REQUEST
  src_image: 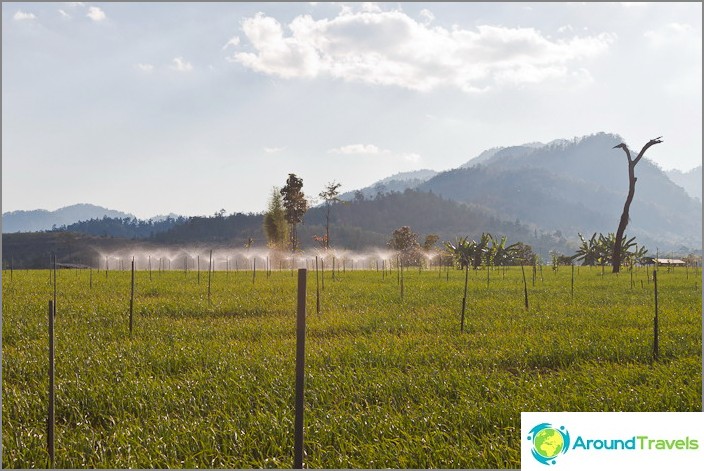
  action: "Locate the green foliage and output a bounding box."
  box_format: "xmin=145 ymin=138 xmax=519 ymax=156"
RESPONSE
xmin=280 ymin=174 xmax=308 ymax=251
xmin=388 ymin=226 xmax=422 ymax=265
xmin=319 ymin=181 xmax=343 ymax=249
xmin=575 ymin=233 xmax=647 ymax=267
xmin=2 ymin=267 xmax=701 ymax=468
xmin=263 ymin=187 xmax=288 ymax=250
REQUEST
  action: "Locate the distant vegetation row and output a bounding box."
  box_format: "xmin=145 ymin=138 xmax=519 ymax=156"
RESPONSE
xmin=4 ymin=189 xmax=573 ymax=269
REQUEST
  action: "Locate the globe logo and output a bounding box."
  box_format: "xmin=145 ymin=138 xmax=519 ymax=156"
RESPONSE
xmin=527 ymin=423 xmax=571 ymax=465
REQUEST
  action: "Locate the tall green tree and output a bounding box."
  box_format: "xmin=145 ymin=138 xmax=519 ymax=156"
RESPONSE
xmin=611 ymin=137 xmax=662 ymax=273
xmin=263 ymin=187 xmax=288 ymax=250
xmin=388 ymin=226 xmax=422 ymax=266
xmin=280 ymin=174 xmax=308 ymax=251
xmin=318 ymin=181 xmax=342 ymax=250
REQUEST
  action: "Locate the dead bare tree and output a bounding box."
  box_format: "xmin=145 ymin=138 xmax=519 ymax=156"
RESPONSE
xmin=611 ymin=136 xmax=663 ymax=273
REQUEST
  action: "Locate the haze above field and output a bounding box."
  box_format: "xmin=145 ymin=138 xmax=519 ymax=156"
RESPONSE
xmin=2 ymin=2 xmax=701 ymax=219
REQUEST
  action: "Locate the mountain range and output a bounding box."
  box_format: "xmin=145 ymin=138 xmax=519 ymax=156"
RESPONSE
xmin=2 ymin=132 xmax=701 ymax=256
xmin=2 ymin=204 xmax=135 ymax=233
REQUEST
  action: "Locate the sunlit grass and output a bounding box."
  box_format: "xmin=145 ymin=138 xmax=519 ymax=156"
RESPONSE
xmin=2 ymin=265 xmax=701 ymax=468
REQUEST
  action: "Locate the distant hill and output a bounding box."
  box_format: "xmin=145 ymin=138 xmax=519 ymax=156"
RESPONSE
xmin=418 ymin=132 xmax=701 ymax=250
xmin=3 ymin=190 xmax=574 ymax=268
xmin=2 ymin=204 xmax=134 ymax=233
xmin=666 ymin=166 xmax=702 ymax=201
xmin=338 ymin=169 xmax=438 ymax=201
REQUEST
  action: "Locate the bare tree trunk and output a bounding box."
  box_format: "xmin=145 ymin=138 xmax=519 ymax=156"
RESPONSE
xmin=613 ymin=161 xmax=637 ymax=273
xmin=612 ymin=137 xmax=662 ymax=273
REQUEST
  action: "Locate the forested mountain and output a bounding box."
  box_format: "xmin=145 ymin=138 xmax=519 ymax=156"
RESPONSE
xmin=3 ymin=190 xmax=572 ymax=268
xmin=4 ymin=132 xmax=700 ymax=269
xmin=337 ymin=169 xmax=438 ymax=201
xmin=2 ymin=204 xmax=134 ymax=233
xmin=666 ymin=166 xmax=702 ymax=201
xmin=418 ymin=132 xmax=701 ymax=250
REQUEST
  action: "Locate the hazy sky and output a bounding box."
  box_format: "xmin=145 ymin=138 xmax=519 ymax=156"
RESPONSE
xmin=2 ymin=2 xmax=701 ymax=218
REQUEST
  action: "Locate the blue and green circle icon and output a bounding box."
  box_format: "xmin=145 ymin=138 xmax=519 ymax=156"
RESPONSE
xmin=527 ymin=423 xmax=570 ymax=465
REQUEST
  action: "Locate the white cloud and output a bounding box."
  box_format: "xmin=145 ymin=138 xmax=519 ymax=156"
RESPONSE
xmin=644 ymin=22 xmax=698 ymax=48
xmin=264 ymin=146 xmax=286 ymax=153
xmin=222 ymin=36 xmax=241 ymax=50
xmin=419 ymin=9 xmax=434 ymax=25
xmin=65 ymin=2 xmax=85 ymax=6
xmin=171 ymin=57 xmax=193 ymax=72
xmin=86 ymin=6 xmax=106 ymax=22
xmin=14 ymin=11 xmax=37 ymax=21
xmin=328 ymin=144 xmax=421 ymax=162
xmin=329 ymin=144 xmax=390 ymax=155
xmin=230 ymin=7 xmax=615 ymax=92
xmin=136 ymin=63 xmax=154 ymax=72
xmin=58 ymin=9 xmax=71 ymax=19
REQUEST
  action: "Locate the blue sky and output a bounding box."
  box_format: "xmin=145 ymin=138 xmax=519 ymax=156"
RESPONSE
xmin=2 ymin=2 xmax=701 ymax=218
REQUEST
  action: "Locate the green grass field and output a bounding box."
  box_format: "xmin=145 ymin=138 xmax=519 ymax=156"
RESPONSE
xmin=2 ymin=264 xmax=701 ymax=468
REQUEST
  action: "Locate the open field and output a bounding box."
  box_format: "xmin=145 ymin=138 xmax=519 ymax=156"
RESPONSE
xmin=2 ymin=265 xmax=701 ymax=468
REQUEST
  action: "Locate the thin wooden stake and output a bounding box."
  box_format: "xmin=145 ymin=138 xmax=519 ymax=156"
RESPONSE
xmin=315 ymin=256 xmax=320 ymax=314
xmin=48 ymin=300 xmax=55 ymax=468
xmin=129 ymin=258 xmax=135 ymax=336
xmin=653 ymin=270 xmax=659 ymax=361
xmin=521 ymin=265 xmax=529 ymax=311
xmin=208 ymin=250 xmax=213 ymax=305
xmin=571 ymin=264 xmax=574 ymax=301
xmin=53 ymin=253 xmax=57 ymax=319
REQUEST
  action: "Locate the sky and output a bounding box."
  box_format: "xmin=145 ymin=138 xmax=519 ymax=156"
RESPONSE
xmin=2 ymin=2 xmax=702 ymax=219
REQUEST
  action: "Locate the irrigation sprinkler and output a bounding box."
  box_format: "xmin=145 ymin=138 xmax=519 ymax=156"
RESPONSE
xmin=129 ymin=258 xmax=135 ymax=336
xmin=253 ymin=258 xmax=257 ymax=284
xmin=332 ymin=257 xmax=336 ymax=281
xmin=197 ymin=255 xmax=201 ymax=285
xmin=382 ymin=259 xmax=385 ymax=281
xmin=294 ymin=268 xmax=307 ymax=469
xmin=10 ymin=257 xmax=13 ymax=281
xmin=532 ymin=263 xmax=536 ymax=287
xmin=47 ymin=300 xmax=55 ymax=468
xmin=149 ymin=256 xmax=152 ymax=281
xmin=653 ymin=270 xmax=659 ymax=361
xmin=89 ymin=268 xmax=93 ymax=289
xmin=521 ymin=265 xmax=529 ymax=311
xmin=105 ymin=256 xmax=109 ymax=279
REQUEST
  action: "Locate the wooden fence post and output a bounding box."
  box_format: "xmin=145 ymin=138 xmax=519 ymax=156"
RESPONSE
xmin=294 ymin=269 xmax=307 ymax=468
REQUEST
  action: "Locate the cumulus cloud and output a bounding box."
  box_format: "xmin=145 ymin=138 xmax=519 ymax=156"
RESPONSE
xmin=136 ymin=63 xmax=155 ymax=72
xmin=222 ymin=36 xmax=241 ymax=50
xmin=264 ymin=146 xmax=286 ymax=153
xmin=58 ymin=9 xmax=71 ymax=19
xmin=229 ymin=7 xmax=615 ymax=92
xmin=14 ymin=11 xmax=37 ymax=21
xmin=86 ymin=6 xmax=106 ymax=22
xmin=171 ymin=57 xmax=193 ymax=72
